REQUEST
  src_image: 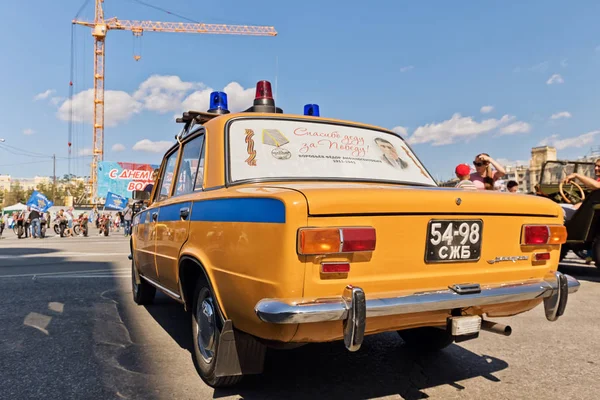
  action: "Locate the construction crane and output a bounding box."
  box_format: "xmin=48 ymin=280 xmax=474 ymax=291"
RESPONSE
xmin=72 ymin=0 xmax=277 ymax=204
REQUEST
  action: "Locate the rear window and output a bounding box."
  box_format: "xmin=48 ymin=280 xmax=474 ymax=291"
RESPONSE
xmin=227 ymin=118 xmax=435 ymax=186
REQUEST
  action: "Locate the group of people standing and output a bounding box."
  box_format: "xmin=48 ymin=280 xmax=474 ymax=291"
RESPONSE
xmin=454 ymin=153 xmax=512 ymax=191
xmin=0 ymin=207 xmax=51 ymax=239
xmin=0 ymin=203 xmax=135 ymax=239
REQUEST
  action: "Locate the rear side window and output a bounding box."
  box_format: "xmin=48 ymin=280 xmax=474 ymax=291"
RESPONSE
xmin=175 ymin=134 xmax=205 ymax=196
xmin=157 ymin=150 xmax=179 ymax=201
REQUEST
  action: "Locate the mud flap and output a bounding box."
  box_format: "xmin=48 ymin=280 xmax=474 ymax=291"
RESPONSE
xmin=214 ymin=320 xmax=267 ymax=377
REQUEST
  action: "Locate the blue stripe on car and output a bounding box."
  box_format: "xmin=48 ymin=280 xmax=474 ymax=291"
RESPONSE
xmin=157 ymin=202 xmax=192 ymax=222
xmin=191 ymin=198 xmax=285 ymax=223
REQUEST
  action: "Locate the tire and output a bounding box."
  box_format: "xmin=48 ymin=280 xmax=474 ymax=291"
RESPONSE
xmin=54 ymin=224 xmax=60 ymax=235
xmin=398 ymin=327 xmax=454 ymax=352
xmin=592 ymin=236 xmax=600 ymax=265
xmin=131 ymin=257 xmax=155 ymax=305
xmin=191 ymin=280 xmax=242 ymax=387
xmin=560 ymin=246 xmax=569 ymax=262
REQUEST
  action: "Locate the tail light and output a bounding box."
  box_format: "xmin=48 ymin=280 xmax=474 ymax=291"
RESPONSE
xmin=321 ymin=262 xmax=351 ymax=273
xmin=521 ymin=225 xmax=567 ymax=245
xmin=534 ymin=252 xmax=551 ymax=261
xmin=298 ymin=227 xmax=376 ymax=255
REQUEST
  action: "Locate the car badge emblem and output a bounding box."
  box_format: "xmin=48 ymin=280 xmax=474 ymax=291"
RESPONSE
xmin=487 ymin=256 xmax=529 ymax=264
xmin=455 ymin=198 xmax=462 ymax=206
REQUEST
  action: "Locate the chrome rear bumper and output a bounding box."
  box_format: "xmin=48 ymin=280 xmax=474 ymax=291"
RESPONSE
xmin=254 ymin=272 xmax=580 ymax=351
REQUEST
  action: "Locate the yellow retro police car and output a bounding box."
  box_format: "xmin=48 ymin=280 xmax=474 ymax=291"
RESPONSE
xmin=130 ymin=80 xmax=580 ymax=387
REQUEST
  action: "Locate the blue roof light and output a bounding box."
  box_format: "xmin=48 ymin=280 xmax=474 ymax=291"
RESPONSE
xmin=304 ymin=104 xmax=320 ymax=117
xmin=208 ymin=91 xmax=230 ymax=114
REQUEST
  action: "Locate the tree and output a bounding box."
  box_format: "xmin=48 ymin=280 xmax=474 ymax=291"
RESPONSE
xmin=3 ymin=181 xmax=27 ymax=205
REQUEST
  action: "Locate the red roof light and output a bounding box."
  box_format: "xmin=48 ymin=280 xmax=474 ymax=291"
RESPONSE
xmin=255 ymin=80 xmax=273 ymax=100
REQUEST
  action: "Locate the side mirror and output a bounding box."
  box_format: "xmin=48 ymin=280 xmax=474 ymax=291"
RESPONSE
xmin=132 ymin=190 xmax=150 ymax=201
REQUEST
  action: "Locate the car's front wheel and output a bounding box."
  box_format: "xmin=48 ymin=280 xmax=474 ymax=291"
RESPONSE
xmin=398 ymin=327 xmax=454 ymax=351
xmin=192 ymin=280 xmax=242 ymax=387
xmin=131 ymin=257 xmax=155 ymax=305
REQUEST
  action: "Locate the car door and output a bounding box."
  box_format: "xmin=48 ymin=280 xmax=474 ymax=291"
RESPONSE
xmin=137 ymin=148 xmax=180 ymax=282
xmin=155 ymin=131 xmax=206 ymax=292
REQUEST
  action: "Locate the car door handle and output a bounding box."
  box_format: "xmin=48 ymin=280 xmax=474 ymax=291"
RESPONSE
xmin=152 ymin=212 xmax=158 ymax=222
xmin=180 ymin=207 xmax=190 ymax=220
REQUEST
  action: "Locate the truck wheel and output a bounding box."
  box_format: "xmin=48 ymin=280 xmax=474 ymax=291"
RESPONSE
xmin=398 ymin=327 xmax=454 ymax=351
xmin=192 ymin=280 xmax=242 ymax=387
xmin=131 ymin=257 xmax=155 ymax=305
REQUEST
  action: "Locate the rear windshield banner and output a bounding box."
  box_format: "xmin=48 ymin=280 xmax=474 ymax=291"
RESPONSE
xmin=228 ymin=119 xmax=435 ymax=185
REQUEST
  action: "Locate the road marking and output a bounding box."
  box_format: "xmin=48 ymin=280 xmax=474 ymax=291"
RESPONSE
xmin=0 ymin=252 xmax=129 ymax=259
xmin=37 ymin=275 xmax=131 ymax=279
xmin=0 ymin=268 xmax=129 ymax=278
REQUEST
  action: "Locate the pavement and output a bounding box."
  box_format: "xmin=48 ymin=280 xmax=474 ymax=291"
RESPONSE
xmin=0 ymin=233 xmax=599 ymax=400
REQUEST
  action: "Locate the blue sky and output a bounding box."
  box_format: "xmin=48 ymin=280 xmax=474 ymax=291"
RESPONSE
xmin=0 ymin=0 xmax=599 ymax=181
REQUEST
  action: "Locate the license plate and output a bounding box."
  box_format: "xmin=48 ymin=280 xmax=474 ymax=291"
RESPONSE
xmin=425 ymin=219 xmax=483 ymax=263
xmin=449 ymin=316 xmax=482 ymax=336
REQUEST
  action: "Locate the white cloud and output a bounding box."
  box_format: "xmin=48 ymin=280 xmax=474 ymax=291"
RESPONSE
xmin=34 ymin=89 xmax=55 ymax=101
xmin=550 ymin=111 xmax=572 ymax=120
xmin=546 ymin=74 xmax=564 ymax=85
xmin=538 ymin=130 xmax=600 ymax=150
xmin=134 ymin=75 xmax=203 ymax=113
xmin=529 ymin=61 xmax=549 ymax=72
xmin=499 ymin=121 xmax=532 ymax=135
xmin=111 ymin=143 xmax=125 ymax=152
xmin=56 ymin=76 xmax=258 ymax=127
xmin=182 ymin=81 xmax=255 ymax=113
xmin=391 ymin=126 xmax=408 ymax=136
xmin=480 ymin=105 xmax=494 ymax=114
xmin=57 ymin=89 xmax=142 ymax=127
xmin=23 ymin=128 xmax=34 ymax=135
xmin=78 ymin=148 xmax=93 ymax=156
xmin=50 ymin=97 xmax=64 ymax=106
xmin=400 ymin=65 xmax=414 ymax=73
xmin=132 ymin=139 xmax=173 ymax=153
xmin=407 ymin=113 xmax=516 ymax=146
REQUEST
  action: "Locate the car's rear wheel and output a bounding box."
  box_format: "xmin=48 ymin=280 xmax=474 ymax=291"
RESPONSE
xmin=398 ymin=327 xmax=454 ymax=351
xmin=192 ymin=280 xmax=242 ymax=387
xmin=131 ymin=257 xmax=155 ymax=305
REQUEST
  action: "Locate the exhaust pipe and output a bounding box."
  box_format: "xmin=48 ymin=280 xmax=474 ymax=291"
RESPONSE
xmin=481 ymin=320 xmax=512 ymax=336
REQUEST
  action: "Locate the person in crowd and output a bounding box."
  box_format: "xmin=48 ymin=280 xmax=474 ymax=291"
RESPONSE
xmin=0 ymin=212 xmax=5 ymax=238
xmin=563 ymin=158 xmax=600 ymax=192
xmin=454 ymin=163 xmax=477 ymax=190
xmin=562 ymin=158 xmax=600 ymax=264
xmin=507 ymin=180 xmax=519 ymax=193
xmin=470 ymin=153 xmax=506 ymax=190
xmin=27 ymin=206 xmax=41 ymax=238
xmin=23 ymin=208 xmax=31 ymax=238
xmin=123 ymin=203 xmax=133 ymax=236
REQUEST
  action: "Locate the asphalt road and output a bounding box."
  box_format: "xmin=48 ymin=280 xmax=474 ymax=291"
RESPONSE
xmin=0 ymin=233 xmax=599 ymax=400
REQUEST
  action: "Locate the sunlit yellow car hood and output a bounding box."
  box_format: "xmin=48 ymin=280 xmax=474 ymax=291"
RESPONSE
xmin=262 ymin=182 xmax=562 ymax=217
